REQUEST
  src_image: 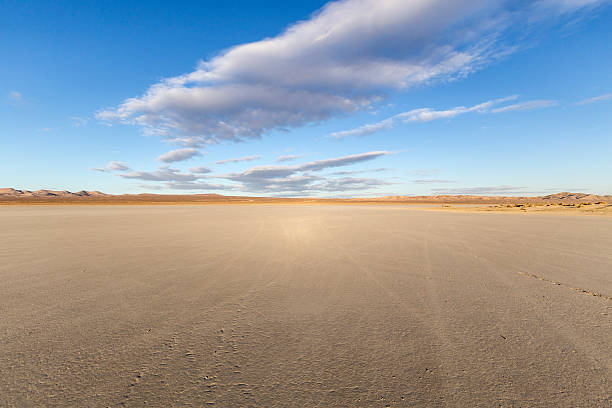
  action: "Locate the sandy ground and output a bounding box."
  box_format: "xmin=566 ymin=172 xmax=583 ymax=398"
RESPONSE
xmin=1 ymin=205 xmax=610 ymax=407
xmin=435 ymin=203 xmax=612 ymax=217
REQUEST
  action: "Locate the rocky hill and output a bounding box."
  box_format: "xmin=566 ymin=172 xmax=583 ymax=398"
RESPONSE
xmin=368 ymin=192 xmax=611 ymax=204
xmin=0 ymin=188 xmax=108 ymax=197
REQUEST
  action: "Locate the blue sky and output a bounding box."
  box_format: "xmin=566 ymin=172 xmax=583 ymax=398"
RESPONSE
xmin=1 ymin=0 xmax=611 ymax=196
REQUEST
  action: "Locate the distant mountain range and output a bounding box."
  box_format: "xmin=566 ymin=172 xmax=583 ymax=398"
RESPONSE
xmin=1 ymin=188 xmax=610 ymax=204
xmin=368 ymin=192 xmax=612 ymax=203
xmin=0 ymin=188 xmax=109 ymax=197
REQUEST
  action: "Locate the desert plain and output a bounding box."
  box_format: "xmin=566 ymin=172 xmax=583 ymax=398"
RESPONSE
xmin=1 ymin=203 xmax=610 ymax=407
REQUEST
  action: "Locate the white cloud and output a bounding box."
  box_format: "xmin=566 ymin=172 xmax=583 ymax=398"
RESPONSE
xmin=535 ymin=0 xmax=610 ymax=13
xmin=9 ymin=91 xmax=22 ymax=101
xmin=97 ymin=0 xmax=607 ymax=145
xmin=120 ymin=166 xmax=199 ymax=181
xmin=329 ymin=168 xmax=388 ymax=176
xmin=162 ymin=181 xmax=233 ymax=191
xmin=218 ymin=151 xmax=390 ymax=193
xmin=90 ymin=161 xmax=131 ymax=173
xmin=398 ymin=96 xmax=518 ymax=122
xmin=7 ymin=91 xmax=25 ymax=106
xmin=297 ymin=151 xmax=389 ymax=171
xmin=331 ymin=118 xmax=394 ymax=139
xmin=411 ymin=169 xmax=440 ymax=177
xmin=215 ymin=155 xmax=261 ymax=165
xmin=576 ymin=93 xmax=612 ymax=105
xmin=491 ymin=100 xmax=558 ymax=113
xmin=119 ymin=151 xmax=392 ymax=195
xmin=189 ymin=166 xmax=212 ymax=174
xmin=70 ymin=116 xmax=89 ymax=127
xmin=413 ymin=179 xmax=456 ymax=184
xmin=157 ymin=148 xmax=201 ymax=163
xmin=276 ymin=155 xmax=300 ymax=162
xmin=330 ymin=95 xmax=519 ymax=138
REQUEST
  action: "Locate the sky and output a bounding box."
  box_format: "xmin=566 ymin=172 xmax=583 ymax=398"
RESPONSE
xmin=1 ymin=0 xmax=611 ymax=197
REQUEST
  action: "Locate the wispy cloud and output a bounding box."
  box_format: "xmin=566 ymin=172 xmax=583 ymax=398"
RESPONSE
xmin=399 ymin=96 xmax=519 ymax=122
xmin=117 ymin=151 xmax=391 ymax=195
xmin=330 ymin=95 xmax=525 ymax=138
xmin=9 ymin=90 xmax=23 ymax=100
xmin=413 ymin=179 xmax=455 ymax=184
xmin=410 ymin=169 xmax=440 ymax=177
xmin=96 ymin=0 xmax=605 ymax=146
xmin=329 ymin=168 xmax=389 ymax=176
xmin=70 ymin=116 xmax=89 ymax=127
xmin=123 ymin=151 xmax=391 ymax=195
xmin=331 ymin=118 xmax=394 ymax=139
xmin=215 ymin=155 xmax=260 ymax=165
xmin=276 ymin=155 xmax=301 ymax=162
xmin=491 ymin=100 xmax=558 ymax=113
xmin=120 ymin=166 xmax=198 ymax=181
xmin=7 ymin=91 xmax=25 ymax=106
xmin=576 ymin=93 xmax=612 ymax=105
xmin=189 ymin=166 xmax=212 ymax=174
xmin=162 ymin=181 xmax=233 ymax=191
xmin=534 ymin=0 xmax=611 ymax=14
xmin=296 ymin=151 xmax=389 ymax=172
xmin=157 ymin=148 xmax=201 ymax=163
xmin=217 ymin=151 xmax=390 ymax=194
xmin=90 ymin=161 xmax=131 ymax=173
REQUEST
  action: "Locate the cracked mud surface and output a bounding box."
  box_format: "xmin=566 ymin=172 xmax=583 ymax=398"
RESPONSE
xmin=1 ymin=205 xmax=610 ymax=407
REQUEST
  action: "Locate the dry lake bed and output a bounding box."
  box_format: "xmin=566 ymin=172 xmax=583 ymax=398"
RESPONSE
xmin=1 ymin=205 xmax=610 ymax=407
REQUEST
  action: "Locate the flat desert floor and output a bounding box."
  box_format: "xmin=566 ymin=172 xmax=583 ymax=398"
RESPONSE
xmin=1 ymin=205 xmax=610 ymax=407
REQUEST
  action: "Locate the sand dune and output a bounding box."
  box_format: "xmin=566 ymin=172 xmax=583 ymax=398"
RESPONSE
xmin=1 ymin=205 xmax=610 ymax=407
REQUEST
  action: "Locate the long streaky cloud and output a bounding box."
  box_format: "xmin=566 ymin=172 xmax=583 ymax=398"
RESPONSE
xmin=163 ymin=151 xmax=392 ymax=194
xmin=189 ymin=166 xmax=212 ymax=174
xmin=7 ymin=90 xmax=24 ymax=105
xmin=222 ymin=151 xmax=389 ymax=181
xmin=413 ymin=179 xmax=456 ymax=184
xmin=157 ymin=148 xmax=201 ymax=163
xmin=276 ymin=155 xmax=300 ymax=162
xmin=331 ymin=119 xmax=394 ymax=139
xmin=215 ymin=155 xmax=261 ymax=165
xmin=298 ymin=151 xmax=389 ymax=172
xmin=398 ymin=96 xmax=519 ymax=122
xmin=330 ymin=95 xmax=522 ymax=138
xmin=217 ymin=151 xmax=390 ymax=194
xmin=491 ymin=100 xmax=558 ymax=113
xmin=117 ymin=151 xmax=391 ymax=195
xmin=120 ymin=166 xmax=198 ymax=181
xmin=90 ymin=161 xmax=131 ymax=173
xmin=576 ymin=93 xmax=612 ymax=105
xmin=96 ymin=0 xmax=607 ymax=146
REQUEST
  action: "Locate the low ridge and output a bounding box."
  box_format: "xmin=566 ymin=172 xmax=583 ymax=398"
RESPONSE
xmin=1 ymin=188 xmax=610 ymax=204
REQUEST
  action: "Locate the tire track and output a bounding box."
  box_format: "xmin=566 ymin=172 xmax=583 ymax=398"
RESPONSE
xmin=516 ymin=271 xmax=611 ymax=301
